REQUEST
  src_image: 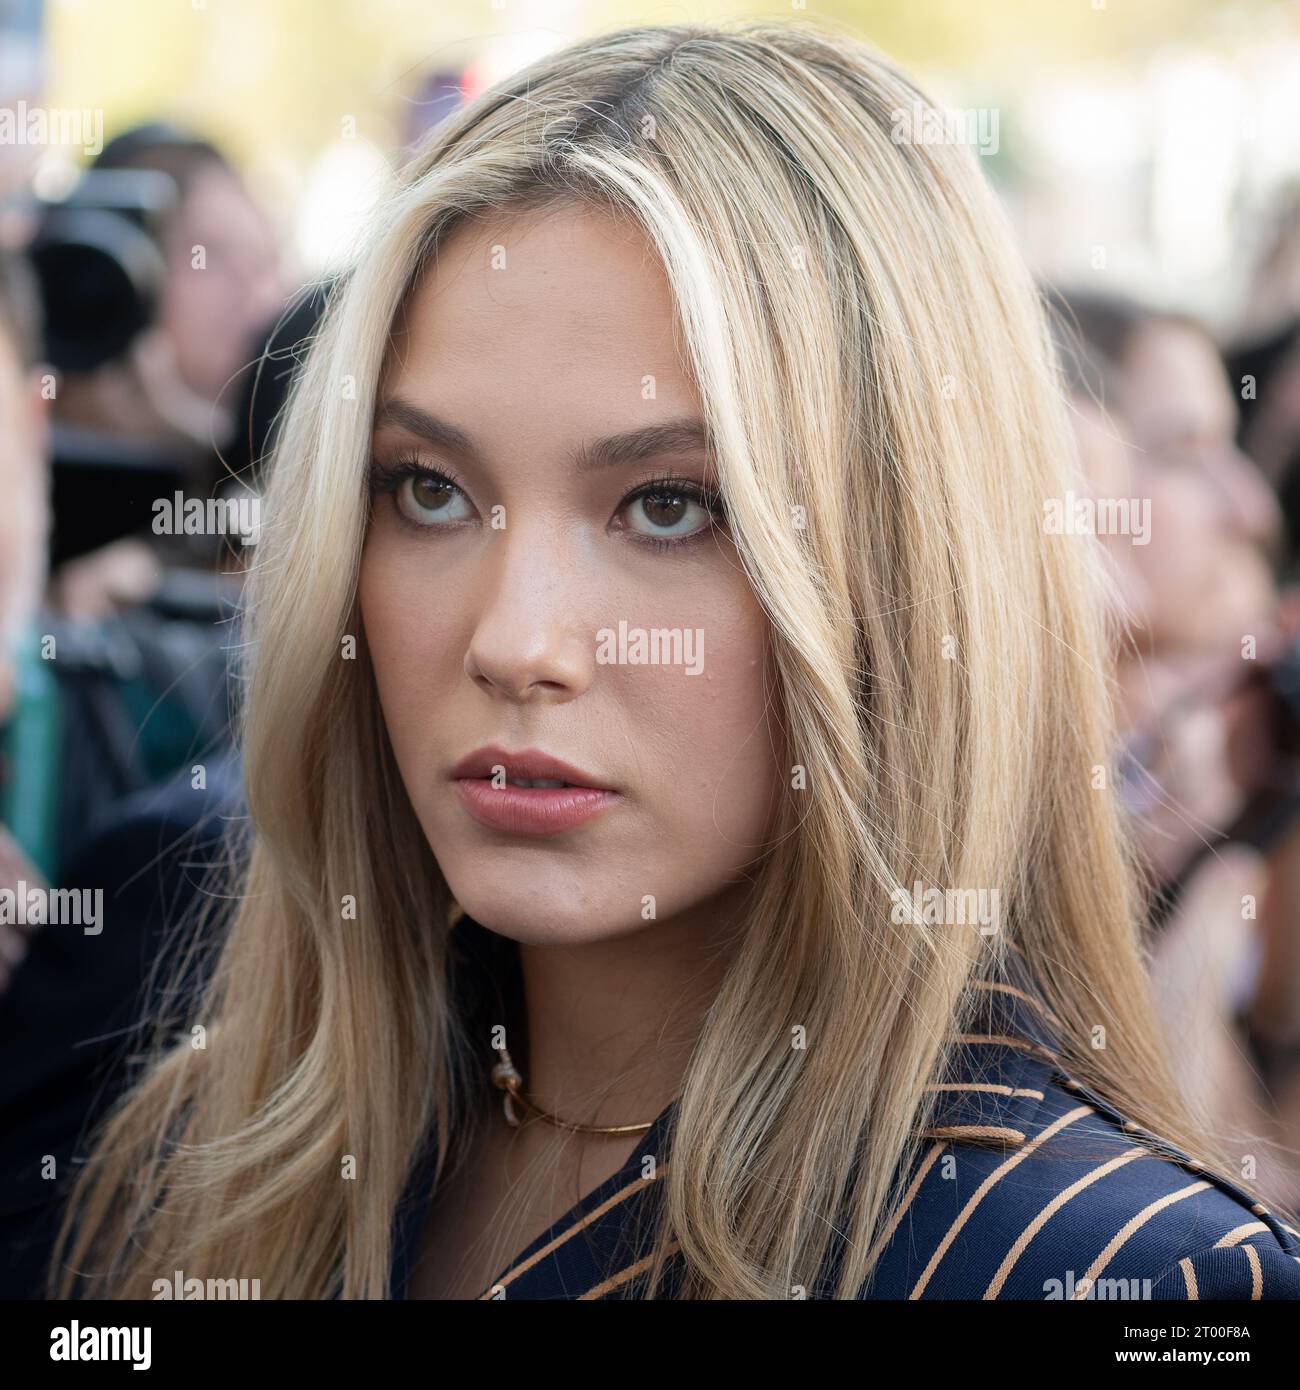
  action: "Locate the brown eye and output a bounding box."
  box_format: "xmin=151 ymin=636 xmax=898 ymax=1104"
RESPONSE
xmin=396 ymin=473 xmax=473 ymax=526
xmin=622 ymin=487 xmax=711 ymax=539
xmin=413 ymin=477 xmax=453 ymax=510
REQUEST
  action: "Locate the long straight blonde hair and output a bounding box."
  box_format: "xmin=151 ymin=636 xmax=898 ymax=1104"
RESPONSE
xmin=52 ymin=19 xmax=1254 ymax=1300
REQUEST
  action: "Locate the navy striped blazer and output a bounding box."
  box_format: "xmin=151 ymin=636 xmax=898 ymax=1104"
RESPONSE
xmin=390 ymin=960 xmax=1300 ymax=1300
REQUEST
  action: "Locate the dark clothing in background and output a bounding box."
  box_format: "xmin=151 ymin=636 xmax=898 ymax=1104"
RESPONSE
xmin=0 ymin=596 xmax=238 ymax=886
xmin=0 ymin=758 xmax=241 ymax=1297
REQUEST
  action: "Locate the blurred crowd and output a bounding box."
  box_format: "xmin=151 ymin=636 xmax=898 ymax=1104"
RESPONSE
xmin=1054 ymin=247 xmax=1300 ymax=1205
xmin=0 ymin=116 xmax=321 ymax=1293
xmin=3 ymin=66 xmax=1300 ymax=1293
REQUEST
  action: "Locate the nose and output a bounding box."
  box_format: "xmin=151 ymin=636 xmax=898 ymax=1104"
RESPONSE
xmin=1211 ymin=444 xmax=1282 ymax=550
xmin=463 ymin=522 xmax=594 ymax=704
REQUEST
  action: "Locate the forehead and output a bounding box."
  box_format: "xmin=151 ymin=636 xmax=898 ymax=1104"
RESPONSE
xmin=1123 ymin=322 xmax=1228 ymax=410
xmin=382 ymin=203 xmax=702 ymax=427
xmin=176 ymin=167 xmax=257 ymax=230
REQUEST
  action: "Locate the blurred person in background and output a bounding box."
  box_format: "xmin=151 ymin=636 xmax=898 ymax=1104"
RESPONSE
xmin=40 ymin=123 xmax=286 ymax=621
xmin=1060 ymin=293 xmax=1284 ymax=875
xmin=57 ymin=122 xmax=284 ymax=469
xmin=0 ymin=247 xmax=53 ymax=994
xmin=0 ymin=244 xmax=243 ymax=1295
xmin=0 ymin=247 xmax=50 ymax=728
xmin=0 ymin=243 xmax=238 ymax=916
xmin=0 ymin=265 xmax=331 ymax=1297
xmin=1229 ymin=187 xmax=1300 ymax=595
xmin=1066 ymin=295 xmax=1281 ymax=663
xmin=1056 ymin=288 xmax=1300 ymax=1205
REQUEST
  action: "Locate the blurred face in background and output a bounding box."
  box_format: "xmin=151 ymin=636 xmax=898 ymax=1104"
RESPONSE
xmin=1069 ymin=396 xmax=1149 ymax=637
xmin=160 ymin=164 xmax=284 ymax=404
xmin=1117 ymin=319 xmax=1281 ymax=654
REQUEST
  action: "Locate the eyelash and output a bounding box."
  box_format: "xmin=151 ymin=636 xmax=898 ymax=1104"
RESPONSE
xmin=367 ymin=454 xmax=728 ymax=551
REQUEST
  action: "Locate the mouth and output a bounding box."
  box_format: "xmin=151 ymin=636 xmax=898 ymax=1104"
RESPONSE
xmin=449 ymin=745 xmax=614 ymax=790
xmin=449 ymin=745 xmax=621 ymax=836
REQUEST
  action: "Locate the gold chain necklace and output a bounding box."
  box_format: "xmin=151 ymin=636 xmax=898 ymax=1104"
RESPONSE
xmin=490 ymin=1045 xmax=654 ymax=1135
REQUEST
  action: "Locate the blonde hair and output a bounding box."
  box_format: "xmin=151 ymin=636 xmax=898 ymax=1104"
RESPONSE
xmin=52 ymin=19 xmax=1255 ymax=1299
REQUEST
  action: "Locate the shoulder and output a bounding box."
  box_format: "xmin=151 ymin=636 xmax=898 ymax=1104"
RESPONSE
xmin=864 ymin=992 xmax=1300 ymax=1301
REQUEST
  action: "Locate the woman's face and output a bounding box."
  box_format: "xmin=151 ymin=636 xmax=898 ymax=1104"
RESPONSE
xmin=1117 ymin=321 xmax=1280 ymax=653
xmin=1069 ymin=397 xmax=1149 ymax=636
xmin=162 ymin=166 xmax=284 ymax=405
xmin=359 ymin=204 xmax=782 ymax=946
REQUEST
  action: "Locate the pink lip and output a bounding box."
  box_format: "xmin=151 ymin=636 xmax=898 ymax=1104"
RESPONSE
xmin=450 ymin=745 xmax=621 ymax=837
xmin=454 ymin=780 xmax=620 ymax=836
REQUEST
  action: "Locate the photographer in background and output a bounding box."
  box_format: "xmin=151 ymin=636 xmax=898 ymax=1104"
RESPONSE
xmin=35 ymin=123 xmax=285 ymax=620
xmin=0 ymin=243 xmax=245 ymax=1296
xmin=0 ymin=243 xmax=238 ymax=913
xmin=55 ymin=122 xmax=284 ymax=472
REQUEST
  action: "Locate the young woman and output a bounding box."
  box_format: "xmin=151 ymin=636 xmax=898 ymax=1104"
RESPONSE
xmin=52 ymin=21 xmax=1300 ymax=1300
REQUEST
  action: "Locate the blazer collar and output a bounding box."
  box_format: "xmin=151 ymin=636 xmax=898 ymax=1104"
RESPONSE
xmin=391 ymin=929 xmax=1061 ymax=1297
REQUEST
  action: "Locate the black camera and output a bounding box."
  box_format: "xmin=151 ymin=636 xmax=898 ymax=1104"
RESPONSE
xmin=27 ymin=167 xmax=176 ymax=375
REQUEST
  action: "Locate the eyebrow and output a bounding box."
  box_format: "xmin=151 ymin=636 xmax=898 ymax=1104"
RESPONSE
xmin=374 ymin=398 xmax=712 ymax=474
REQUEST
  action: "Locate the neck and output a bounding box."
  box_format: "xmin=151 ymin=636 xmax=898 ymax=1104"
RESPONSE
xmin=511 ymin=886 xmax=747 ymax=1131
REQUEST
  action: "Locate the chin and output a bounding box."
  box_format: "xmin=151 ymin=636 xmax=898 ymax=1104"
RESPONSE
xmin=446 ymin=886 xmax=649 ymax=947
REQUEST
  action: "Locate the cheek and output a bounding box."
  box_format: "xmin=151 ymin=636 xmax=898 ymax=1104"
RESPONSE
xmin=357 ymin=540 xmax=462 ymax=768
xmin=359 ymin=528 xmax=781 ymax=877
xmin=166 ymin=271 xmax=234 ymax=350
xmin=618 ymin=593 xmax=780 ymax=857
xmin=1136 ymin=484 xmax=1214 ymax=583
xmin=164 ymin=271 xmax=202 ymax=328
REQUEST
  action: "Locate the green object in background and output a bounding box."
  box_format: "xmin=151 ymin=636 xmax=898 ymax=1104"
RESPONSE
xmin=0 ymin=625 xmax=62 ymax=884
